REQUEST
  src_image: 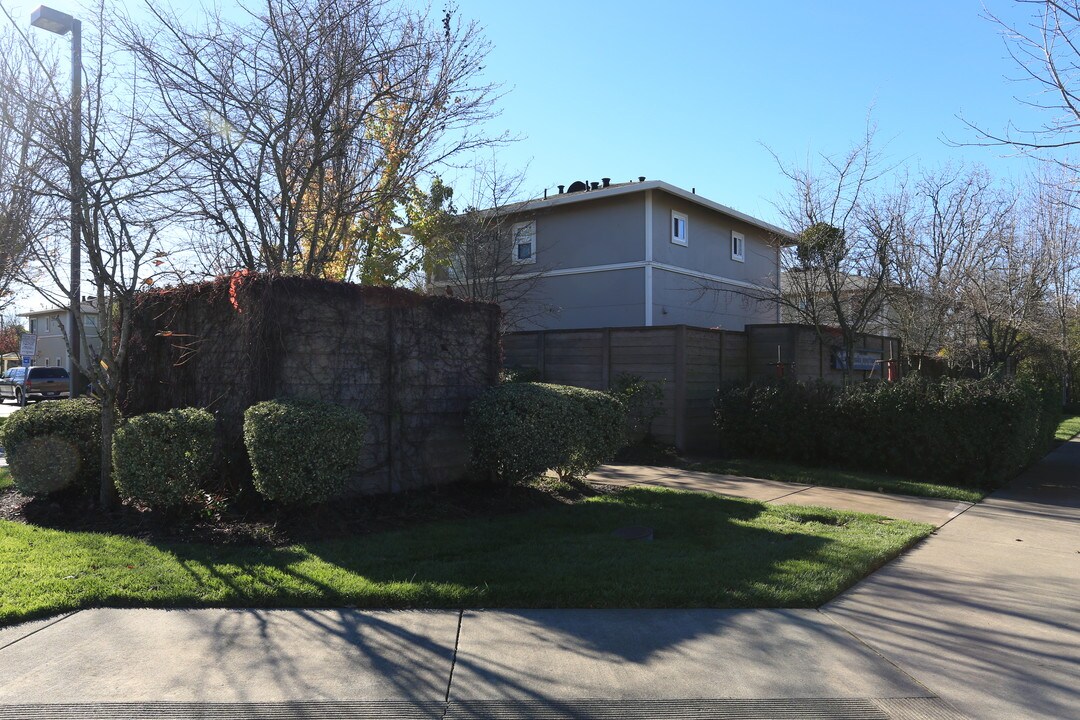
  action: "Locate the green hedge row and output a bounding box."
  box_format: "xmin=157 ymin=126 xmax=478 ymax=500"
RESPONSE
xmin=2 ymin=380 xmax=632 ymax=505
xmin=715 ymin=375 xmax=1059 ymax=487
xmin=468 ymin=382 xmax=626 ymax=483
xmin=0 ymin=397 xmax=369 ymax=507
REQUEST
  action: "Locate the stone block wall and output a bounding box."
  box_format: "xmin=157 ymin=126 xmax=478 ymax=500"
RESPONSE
xmin=120 ymin=274 xmax=501 ymax=495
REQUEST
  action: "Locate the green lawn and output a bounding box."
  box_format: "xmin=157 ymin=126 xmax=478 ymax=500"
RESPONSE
xmin=1055 ymin=415 xmax=1080 ymax=443
xmin=0 ymin=468 xmax=10 ymax=492
xmin=688 ymin=457 xmax=985 ymax=503
xmin=0 ymin=486 xmax=931 ymax=626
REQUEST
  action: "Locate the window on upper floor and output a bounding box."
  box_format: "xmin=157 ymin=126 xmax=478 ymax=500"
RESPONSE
xmin=511 ymin=221 xmax=536 ymax=265
xmin=671 ymin=211 xmax=688 ymax=246
xmin=731 ymin=231 xmax=745 ymax=262
xmin=28 ymin=318 xmax=35 ymax=334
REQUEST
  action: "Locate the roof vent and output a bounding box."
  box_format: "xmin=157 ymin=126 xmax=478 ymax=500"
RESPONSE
xmin=557 ymin=184 xmax=565 ymax=194
xmin=602 ymin=177 xmax=611 ymax=188
xmin=567 ymin=180 xmax=588 ymax=193
xmin=590 ymin=181 xmax=600 ymax=190
xmin=638 ymin=176 xmax=646 ymax=182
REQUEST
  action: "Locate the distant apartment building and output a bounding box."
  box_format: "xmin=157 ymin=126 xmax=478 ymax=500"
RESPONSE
xmin=22 ymin=301 xmax=102 ymax=369
xmin=430 ymin=178 xmax=790 ymax=330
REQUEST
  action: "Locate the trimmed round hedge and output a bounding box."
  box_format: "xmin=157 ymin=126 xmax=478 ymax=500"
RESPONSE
xmin=112 ymin=408 xmax=216 ymax=508
xmin=243 ymin=398 xmax=368 ymax=504
xmin=0 ymin=398 xmax=101 ymax=495
xmin=467 ymin=382 xmax=626 ymax=483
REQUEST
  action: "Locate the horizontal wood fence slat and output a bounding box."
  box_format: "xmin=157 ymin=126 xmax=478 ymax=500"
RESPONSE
xmin=504 ymin=324 xmax=901 ymax=451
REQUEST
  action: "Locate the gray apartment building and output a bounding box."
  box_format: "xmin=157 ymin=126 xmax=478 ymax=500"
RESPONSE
xmin=22 ymin=302 xmax=102 ymax=369
xmin=431 ymin=178 xmax=789 ymax=330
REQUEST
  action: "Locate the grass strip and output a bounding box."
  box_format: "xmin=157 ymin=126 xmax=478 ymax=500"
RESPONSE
xmin=687 ymin=458 xmax=984 ymax=503
xmin=0 ymin=486 xmax=931 ymax=626
xmin=1054 ymin=415 xmax=1080 ymax=443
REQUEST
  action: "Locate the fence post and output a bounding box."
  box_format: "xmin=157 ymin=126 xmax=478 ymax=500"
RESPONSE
xmin=536 ymin=330 xmax=546 ymax=381
xmin=718 ymin=329 xmax=724 ymax=387
xmin=674 ymin=325 xmax=687 ymax=450
xmin=601 ymin=328 xmax=611 ymax=389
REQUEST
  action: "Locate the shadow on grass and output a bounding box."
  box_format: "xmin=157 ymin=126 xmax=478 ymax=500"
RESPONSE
xmin=159 ymin=489 xmax=918 ymax=614
xmin=0 ymin=488 xmax=936 ymax=714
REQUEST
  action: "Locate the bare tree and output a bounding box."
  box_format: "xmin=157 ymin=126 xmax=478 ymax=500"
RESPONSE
xmin=963 ymin=1 xmax=1080 ymax=160
xmin=124 ymin=0 xmax=502 ymax=282
xmin=767 ymin=126 xmax=894 ymax=382
xmin=0 ymin=26 xmax=54 ymax=314
xmin=1 ymin=1 xmax=184 ymax=507
xmin=1028 ymin=167 xmax=1080 ymax=396
xmin=958 ymin=211 xmax=1052 ymax=374
xmin=886 ymin=165 xmax=1015 ymax=370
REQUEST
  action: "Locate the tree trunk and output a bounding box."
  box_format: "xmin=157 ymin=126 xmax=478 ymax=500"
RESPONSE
xmin=99 ymin=397 xmax=119 ymax=509
xmin=842 ymin=335 xmax=856 ymax=385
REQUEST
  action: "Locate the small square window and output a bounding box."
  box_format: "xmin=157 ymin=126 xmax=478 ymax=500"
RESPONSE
xmin=511 ymin=221 xmax=536 ymax=265
xmin=671 ymin=211 xmax=688 ymax=246
xmin=731 ymin=231 xmax=745 ymax=262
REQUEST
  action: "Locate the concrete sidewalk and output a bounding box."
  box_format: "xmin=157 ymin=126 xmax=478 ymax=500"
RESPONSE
xmin=0 ymin=607 xmax=960 ymax=718
xmin=1 ymin=445 xmax=1078 ymax=718
xmin=589 ymin=464 xmax=973 ymax=526
xmin=822 ymin=440 xmax=1080 ymax=719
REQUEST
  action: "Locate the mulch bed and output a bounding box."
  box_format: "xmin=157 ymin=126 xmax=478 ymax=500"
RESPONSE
xmin=0 ymin=477 xmax=623 ymax=547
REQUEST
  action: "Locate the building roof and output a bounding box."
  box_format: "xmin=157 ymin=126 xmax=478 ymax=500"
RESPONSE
xmin=22 ymin=301 xmax=99 ymax=317
xmin=499 ymin=179 xmax=794 ymax=241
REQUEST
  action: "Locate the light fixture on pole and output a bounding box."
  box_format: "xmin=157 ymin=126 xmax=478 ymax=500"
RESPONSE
xmin=31 ymin=5 xmax=81 ymax=399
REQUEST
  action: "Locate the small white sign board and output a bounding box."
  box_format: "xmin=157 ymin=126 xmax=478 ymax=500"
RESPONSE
xmin=19 ymin=333 xmax=37 ymax=358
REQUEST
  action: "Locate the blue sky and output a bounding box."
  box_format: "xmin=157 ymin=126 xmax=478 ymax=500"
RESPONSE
xmin=16 ymin=0 xmax=1058 ymax=230
xmin=448 ymin=0 xmax=1054 ymax=225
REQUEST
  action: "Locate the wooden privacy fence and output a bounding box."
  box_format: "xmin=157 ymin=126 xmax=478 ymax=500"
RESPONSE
xmin=503 ymin=324 xmax=902 ymax=451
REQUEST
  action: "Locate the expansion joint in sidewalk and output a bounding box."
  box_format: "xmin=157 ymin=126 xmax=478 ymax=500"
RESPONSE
xmin=440 ymin=609 xmax=464 ymax=718
xmin=815 ymin=609 xmax=941 ymax=701
xmin=0 ymin=612 xmax=80 ymax=653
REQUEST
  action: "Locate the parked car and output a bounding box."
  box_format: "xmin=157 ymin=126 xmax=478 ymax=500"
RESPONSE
xmin=0 ymin=366 xmax=70 ymax=406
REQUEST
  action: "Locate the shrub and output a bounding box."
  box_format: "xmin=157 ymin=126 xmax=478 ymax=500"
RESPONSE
xmin=500 ymin=366 xmax=542 ymax=384
xmin=608 ymin=373 xmax=666 ymax=443
xmin=112 ymin=408 xmax=216 ymax=508
xmin=715 ymin=375 xmax=1058 ymax=488
xmin=243 ymin=398 xmax=368 ymax=504
xmin=715 ymin=381 xmax=838 ymax=464
xmin=0 ymin=398 xmax=101 ymax=495
xmin=468 ymin=382 xmax=625 ymax=483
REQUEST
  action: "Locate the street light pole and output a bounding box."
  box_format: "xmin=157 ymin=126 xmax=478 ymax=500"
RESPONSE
xmin=31 ymin=5 xmax=81 ymax=399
